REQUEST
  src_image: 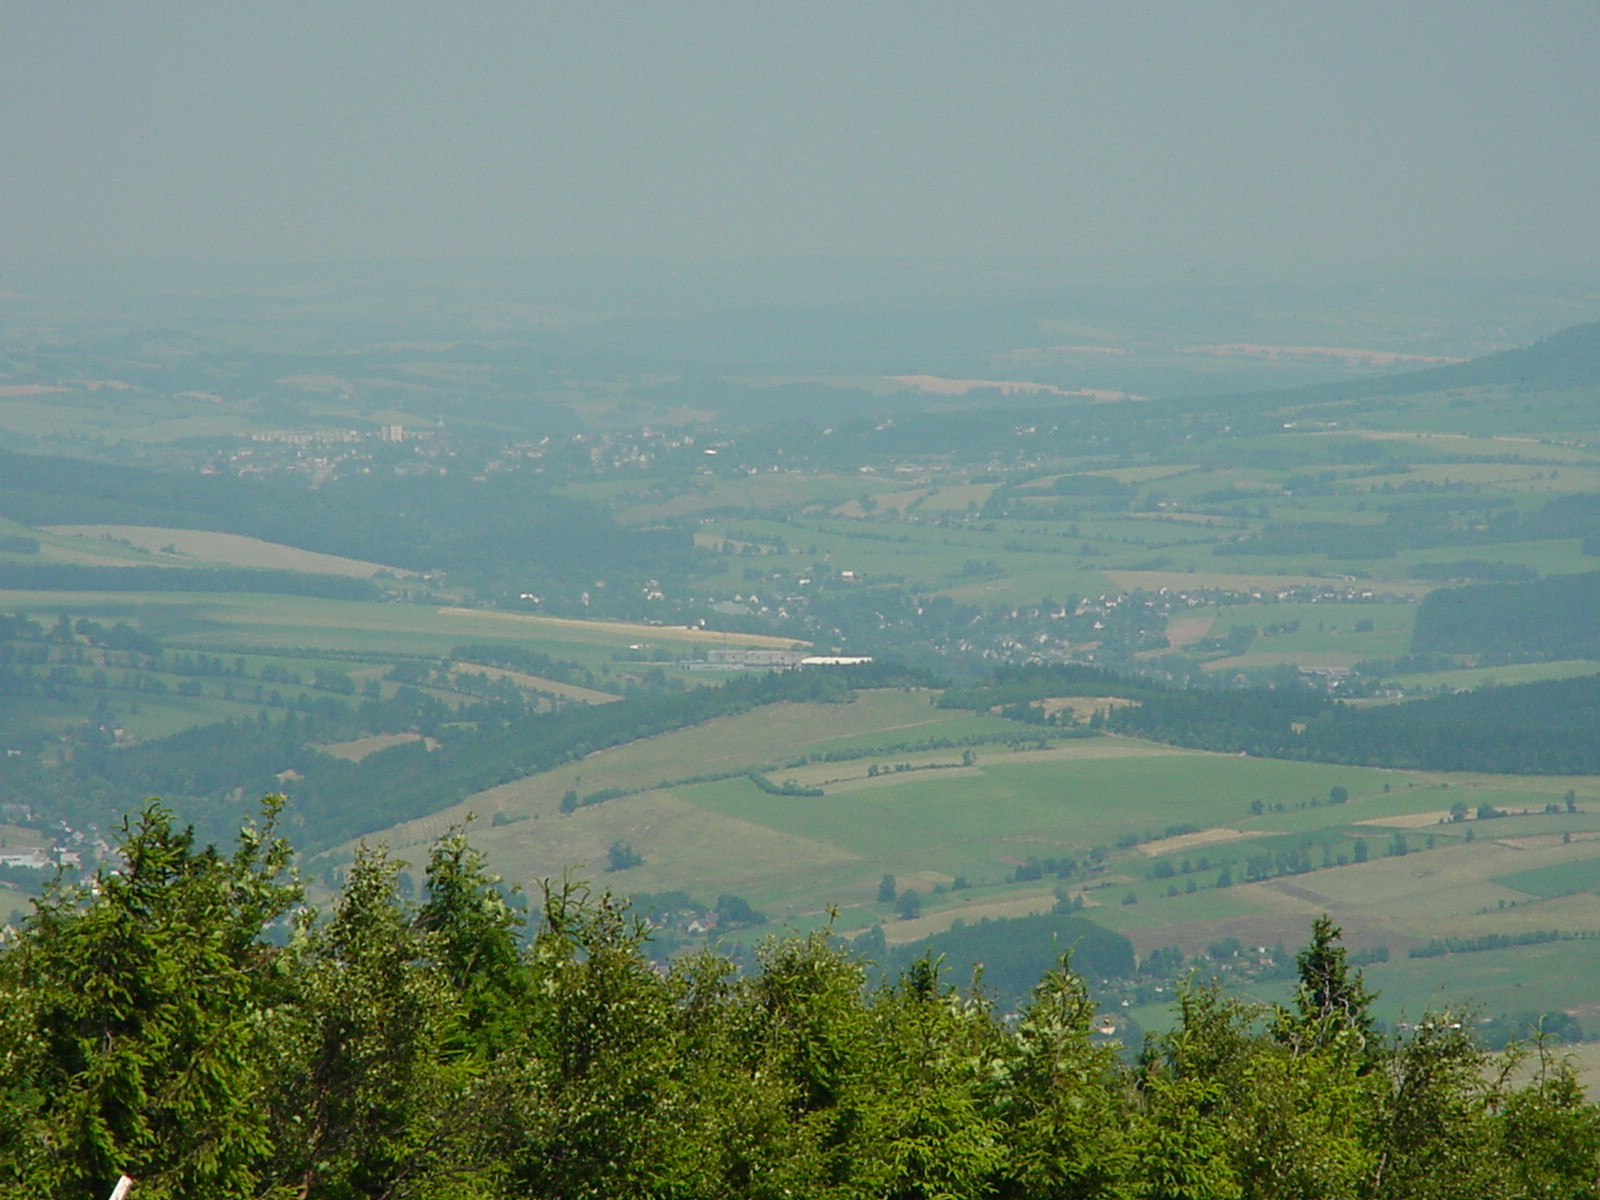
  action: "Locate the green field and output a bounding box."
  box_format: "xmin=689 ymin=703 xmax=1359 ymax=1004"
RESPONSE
xmin=285 ymin=675 xmax=1600 ymax=1034
xmin=1495 ymin=856 xmax=1600 ymax=900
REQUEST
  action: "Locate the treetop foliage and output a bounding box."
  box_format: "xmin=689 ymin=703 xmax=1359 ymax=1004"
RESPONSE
xmin=2 ymin=802 xmax=1598 ymax=1199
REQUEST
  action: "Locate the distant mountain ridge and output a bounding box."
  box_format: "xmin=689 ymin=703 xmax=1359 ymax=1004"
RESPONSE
xmin=1185 ymin=319 xmax=1600 ymax=408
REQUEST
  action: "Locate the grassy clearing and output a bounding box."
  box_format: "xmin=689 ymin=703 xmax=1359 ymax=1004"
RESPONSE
xmin=357 ymin=708 xmax=1417 ymax=923
xmin=367 ymin=691 xmax=984 ymax=853
xmin=353 ymin=704 xmax=1600 ymax=947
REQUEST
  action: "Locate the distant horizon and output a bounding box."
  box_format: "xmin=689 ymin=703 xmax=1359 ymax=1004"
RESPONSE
xmin=4 ymin=4 xmax=1597 ymax=269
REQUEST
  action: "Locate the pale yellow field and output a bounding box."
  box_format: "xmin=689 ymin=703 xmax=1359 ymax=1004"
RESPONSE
xmin=763 ymin=736 xmax=1191 ymax=798
xmin=1138 ymin=827 xmax=1257 ymax=857
xmin=1091 ymin=464 xmax=1199 ymax=484
xmin=47 ymin=525 xmax=405 ymax=577
xmin=434 ymin=607 xmax=807 ymax=649
xmin=1354 ymin=810 xmax=1464 ymax=829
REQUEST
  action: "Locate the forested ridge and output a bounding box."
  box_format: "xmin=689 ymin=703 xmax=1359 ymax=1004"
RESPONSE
xmin=1107 ymin=670 xmax=1600 ymax=773
xmin=936 ymin=662 xmax=1600 ymax=774
xmin=3 ymin=802 xmax=1599 ymax=1200
xmin=0 ymin=447 xmax=696 ymax=598
xmin=1412 ymin=570 xmax=1600 ymax=659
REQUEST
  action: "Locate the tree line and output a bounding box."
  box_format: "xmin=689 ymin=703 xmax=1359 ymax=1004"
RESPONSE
xmin=1411 ymin=570 xmax=1600 ymax=660
xmin=1107 ymin=670 xmax=1600 ymax=774
xmin=2 ymin=802 xmax=1598 ymax=1199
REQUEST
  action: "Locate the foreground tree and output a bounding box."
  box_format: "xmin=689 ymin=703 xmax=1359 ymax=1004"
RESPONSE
xmin=0 ymin=800 xmax=298 ymax=1199
xmin=4 ymin=803 xmax=1600 ymax=1199
xmin=260 ymin=843 xmax=500 ymax=1199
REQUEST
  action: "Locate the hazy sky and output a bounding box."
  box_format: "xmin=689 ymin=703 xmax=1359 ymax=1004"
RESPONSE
xmin=4 ymin=1 xmax=1598 ymax=271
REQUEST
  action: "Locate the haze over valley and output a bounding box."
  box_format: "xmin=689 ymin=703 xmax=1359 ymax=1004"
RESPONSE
xmin=4 ymin=5 xmax=1600 ymax=1195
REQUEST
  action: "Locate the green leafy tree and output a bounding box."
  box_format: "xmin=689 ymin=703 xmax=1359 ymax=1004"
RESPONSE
xmin=261 ymin=843 xmax=495 ymax=1199
xmin=606 ymin=840 xmax=643 ymax=871
xmin=1366 ymin=1015 xmax=1496 ymax=1200
xmin=990 ymin=955 xmax=1135 ymax=1198
xmin=0 ymin=799 xmax=298 ymax=1199
xmin=853 ymin=958 xmax=1007 ymax=1200
xmin=505 ymin=878 xmax=684 ymax=1200
xmin=1275 ymin=915 xmax=1377 ymax=1056
xmin=414 ymin=828 xmax=528 ymax=1046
